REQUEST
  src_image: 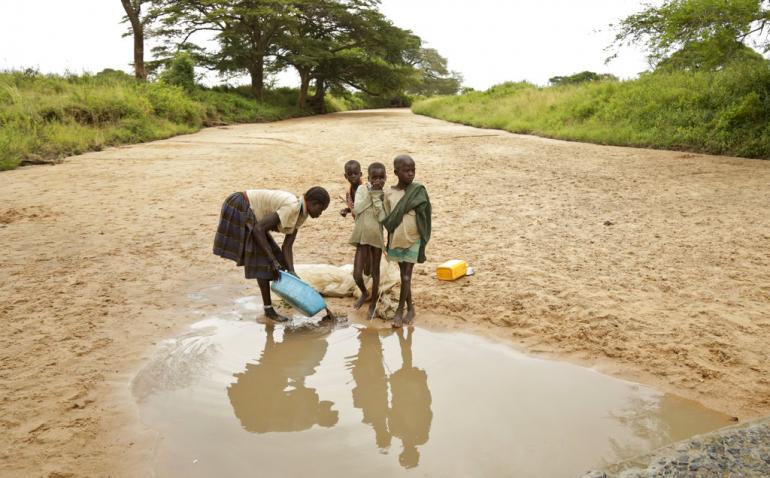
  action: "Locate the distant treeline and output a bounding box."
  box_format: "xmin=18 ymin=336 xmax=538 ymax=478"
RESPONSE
xmin=412 ymin=62 xmax=770 ymax=159
xmin=0 ymin=68 xmax=390 ymax=171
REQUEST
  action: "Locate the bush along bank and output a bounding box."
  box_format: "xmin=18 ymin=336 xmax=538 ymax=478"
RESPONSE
xmin=412 ymin=62 xmax=770 ymax=160
xmin=0 ymin=69 xmax=362 ymax=171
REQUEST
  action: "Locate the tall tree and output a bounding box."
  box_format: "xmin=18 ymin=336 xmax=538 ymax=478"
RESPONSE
xmin=276 ymin=0 xmax=421 ymax=112
xmin=120 ymin=0 xmax=151 ymax=79
xmin=309 ymin=7 xmax=421 ymax=112
xmin=609 ymin=0 xmax=770 ymax=70
xmin=276 ymin=0 xmax=350 ymax=110
xmin=152 ymin=0 xmax=290 ymax=99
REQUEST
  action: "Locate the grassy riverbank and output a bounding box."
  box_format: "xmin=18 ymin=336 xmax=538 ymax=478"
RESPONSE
xmin=412 ymin=62 xmax=770 ymax=159
xmin=0 ymin=70 xmax=360 ymax=171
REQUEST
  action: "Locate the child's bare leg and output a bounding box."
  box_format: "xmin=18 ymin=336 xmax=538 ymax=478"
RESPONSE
xmin=393 ymin=262 xmax=411 ymax=328
xmin=352 ymin=245 xmax=369 ymax=309
xmin=402 ymin=263 xmax=415 ymax=324
xmin=257 ymin=278 xmax=288 ymax=322
xmin=367 ymin=246 xmax=382 ymax=319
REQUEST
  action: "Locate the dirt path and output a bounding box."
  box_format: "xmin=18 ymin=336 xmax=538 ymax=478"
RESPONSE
xmin=1 ymin=109 xmax=769 ymax=477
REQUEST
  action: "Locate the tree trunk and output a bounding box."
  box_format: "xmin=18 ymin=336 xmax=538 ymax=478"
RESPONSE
xmin=132 ymin=24 xmax=146 ymax=80
xmin=249 ymin=58 xmax=264 ymax=101
xmin=311 ymin=77 xmax=326 ymax=114
xmin=297 ymin=69 xmax=310 ymax=111
xmin=120 ymin=0 xmax=146 ymax=80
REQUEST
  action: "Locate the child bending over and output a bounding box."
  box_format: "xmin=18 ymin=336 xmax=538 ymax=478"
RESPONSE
xmin=213 ymin=187 xmax=330 ymax=322
xmin=349 ymin=162 xmax=387 ymax=318
xmin=382 ymin=155 xmax=432 ymax=328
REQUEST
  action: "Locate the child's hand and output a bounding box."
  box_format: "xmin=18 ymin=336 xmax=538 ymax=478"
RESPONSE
xmin=340 ymin=208 xmax=349 ymax=217
xmin=287 ymin=269 xmax=301 ymax=281
xmin=271 ymin=259 xmax=283 ymax=280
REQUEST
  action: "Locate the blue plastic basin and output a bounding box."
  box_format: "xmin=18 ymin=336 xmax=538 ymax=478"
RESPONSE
xmin=270 ymin=271 xmax=327 ymax=316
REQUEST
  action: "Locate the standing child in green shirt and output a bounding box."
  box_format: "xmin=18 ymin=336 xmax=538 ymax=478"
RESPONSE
xmin=350 ymin=162 xmax=387 ymax=319
xmin=382 ymin=155 xmax=432 ymax=328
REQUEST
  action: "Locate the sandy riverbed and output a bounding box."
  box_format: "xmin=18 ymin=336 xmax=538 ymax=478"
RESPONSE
xmin=1 ymin=109 xmax=769 ymax=477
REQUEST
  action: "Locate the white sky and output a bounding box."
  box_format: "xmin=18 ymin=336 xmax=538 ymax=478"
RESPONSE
xmin=0 ymin=0 xmax=655 ymax=90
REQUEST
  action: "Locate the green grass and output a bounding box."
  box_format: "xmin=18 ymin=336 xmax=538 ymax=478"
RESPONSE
xmin=0 ymin=70 xmax=363 ymax=171
xmin=412 ymin=63 xmax=770 ymax=159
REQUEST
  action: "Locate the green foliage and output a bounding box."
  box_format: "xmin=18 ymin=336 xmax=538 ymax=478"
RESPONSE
xmin=484 ymin=81 xmax=537 ymax=96
xmin=159 ymin=52 xmax=197 ymax=92
xmin=408 ymin=48 xmax=463 ymax=96
xmin=413 ymin=62 xmax=770 ymax=159
xmin=150 ymin=0 xmax=443 ymax=109
xmin=0 ymin=70 xmax=363 ymax=170
xmin=549 ymin=71 xmax=618 ymax=86
xmin=610 ymin=0 xmax=770 ymax=70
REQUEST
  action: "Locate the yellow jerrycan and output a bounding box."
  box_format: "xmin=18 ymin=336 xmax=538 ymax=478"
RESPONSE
xmin=436 ymin=259 xmax=468 ymax=281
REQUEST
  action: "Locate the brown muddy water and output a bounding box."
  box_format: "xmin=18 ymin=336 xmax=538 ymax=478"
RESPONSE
xmin=133 ymin=295 xmax=732 ymax=477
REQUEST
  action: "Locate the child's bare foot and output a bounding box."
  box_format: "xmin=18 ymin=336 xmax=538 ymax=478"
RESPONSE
xmin=405 ymin=306 xmax=415 ymax=325
xmin=321 ymin=307 xmax=336 ymax=322
xmin=367 ymin=301 xmax=377 ymax=320
xmin=392 ymin=308 xmax=404 ymax=328
xmin=353 ymin=292 xmax=369 ymax=309
xmin=264 ymin=306 xmax=289 ymax=322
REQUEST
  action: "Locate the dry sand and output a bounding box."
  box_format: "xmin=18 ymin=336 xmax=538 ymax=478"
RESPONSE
xmin=1 ymin=109 xmax=769 ymax=477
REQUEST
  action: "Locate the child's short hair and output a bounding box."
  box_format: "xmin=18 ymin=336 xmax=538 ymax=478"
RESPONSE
xmin=368 ymin=162 xmax=386 ymax=174
xmin=344 ymin=160 xmax=361 ymax=171
xmin=305 ymin=186 xmax=330 ymax=207
xmin=393 ymin=154 xmax=414 ymax=168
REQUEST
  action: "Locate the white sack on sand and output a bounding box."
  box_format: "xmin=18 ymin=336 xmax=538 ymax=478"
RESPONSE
xmin=295 ymin=257 xmax=400 ymax=298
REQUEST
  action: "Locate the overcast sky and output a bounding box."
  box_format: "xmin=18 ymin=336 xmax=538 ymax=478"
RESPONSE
xmin=0 ymin=0 xmax=654 ymax=90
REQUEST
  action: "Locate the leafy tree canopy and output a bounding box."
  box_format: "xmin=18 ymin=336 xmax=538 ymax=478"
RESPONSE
xmin=549 ymin=71 xmax=618 ymax=86
xmin=609 ymin=0 xmax=770 ymax=70
xmin=407 ymin=48 xmax=463 ymax=96
xmin=143 ymin=0 xmax=460 ymax=107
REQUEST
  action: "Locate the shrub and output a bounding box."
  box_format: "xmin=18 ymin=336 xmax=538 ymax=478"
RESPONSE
xmin=159 ymin=52 xmax=197 ymax=92
xmin=413 ymin=61 xmax=770 ymax=159
xmin=0 ymin=69 xmax=371 ymax=171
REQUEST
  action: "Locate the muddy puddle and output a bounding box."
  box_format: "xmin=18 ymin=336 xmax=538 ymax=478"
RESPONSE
xmin=133 ymin=295 xmax=732 ymax=477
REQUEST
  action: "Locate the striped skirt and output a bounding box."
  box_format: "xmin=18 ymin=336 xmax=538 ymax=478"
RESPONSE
xmin=213 ymin=192 xmax=284 ymax=280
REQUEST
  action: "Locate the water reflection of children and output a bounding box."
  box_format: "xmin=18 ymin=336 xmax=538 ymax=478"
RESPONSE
xmin=388 ymin=327 xmax=432 ymax=468
xmin=227 ymin=324 xmax=338 ymax=433
xmin=350 ymin=328 xmax=391 ymax=449
xmin=350 ymin=327 xmax=432 ymax=469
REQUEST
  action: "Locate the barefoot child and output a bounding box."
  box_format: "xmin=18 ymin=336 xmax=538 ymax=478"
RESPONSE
xmin=350 ymin=162 xmax=387 ymax=318
xmin=340 ymin=160 xmax=364 ymax=218
xmin=213 ymin=187 xmax=330 ymax=322
xmin=382 ymin=155 xmax=432 ymax=328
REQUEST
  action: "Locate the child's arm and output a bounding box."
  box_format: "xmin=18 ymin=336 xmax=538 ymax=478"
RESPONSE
xmin=281 ymin=230 xmax=298 ymax=277
xmin=352 ymin=185 xmax=370 ymax=217
xmin=251 ymin=213 xmax=285 ymax=278
xmin=370 ymin=189 xmax=386 ymax=222
xmin=339 ymin=192 xmax=352 ymax=217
